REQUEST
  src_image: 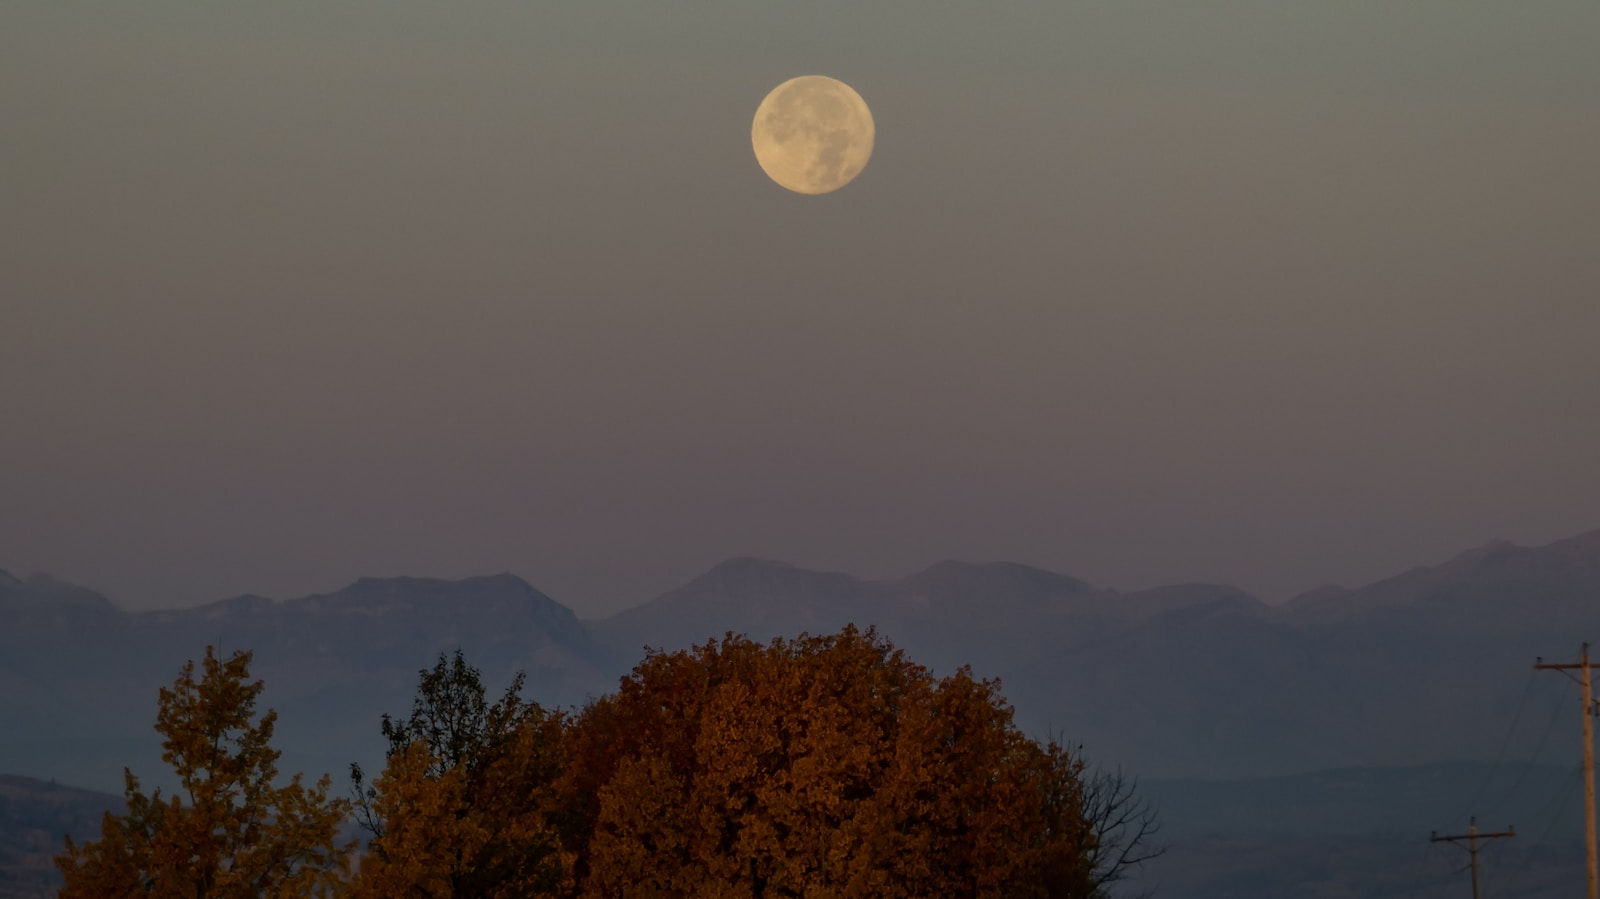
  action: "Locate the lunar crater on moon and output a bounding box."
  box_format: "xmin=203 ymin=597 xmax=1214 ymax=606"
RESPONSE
xmin=751 ymin=76 xmax=875 ymax=195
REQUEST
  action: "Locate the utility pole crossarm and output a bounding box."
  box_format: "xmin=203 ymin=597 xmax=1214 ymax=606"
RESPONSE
xmin=1535 ymin=658 xmax=1594 ymax=686
xmin=1431 ymin=827 xmax=1517 ymax=843
xmin=1428 ymin=818 xmax=1515 ymax=899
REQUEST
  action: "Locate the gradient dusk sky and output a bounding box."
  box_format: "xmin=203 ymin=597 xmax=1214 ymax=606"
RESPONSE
xmin=3 ymin=1 xmax=1597 ymax=615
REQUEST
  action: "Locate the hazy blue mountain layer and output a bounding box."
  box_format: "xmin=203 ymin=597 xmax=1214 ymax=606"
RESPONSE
xmin=3 ymin=530 xmax=1597 ymax=792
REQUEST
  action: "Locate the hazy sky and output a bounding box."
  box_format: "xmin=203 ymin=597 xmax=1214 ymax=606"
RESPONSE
xmin=4 ymin=2 xmax=1597 ymax=616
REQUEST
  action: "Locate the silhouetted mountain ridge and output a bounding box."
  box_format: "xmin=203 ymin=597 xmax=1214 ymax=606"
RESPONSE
xmin=0 ymin=572 xmax=118 ymax=624
xmin=1283 ymin=528 xmax=1600 ymax=623
xmin=0 ymin=572 xmax=611 ymax=794
xmin=2 ymin=530 xmax=1596 ymax=790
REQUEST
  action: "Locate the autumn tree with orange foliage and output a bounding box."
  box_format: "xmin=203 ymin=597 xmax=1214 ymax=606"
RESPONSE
xmin=557 ymin=626 xmax=1108 ymax=898
xmin=70 ymin=633 xmax=1147 ymax=896
xmin=54 ymin=648 xmax=352 ymax=898
xmin=348 ymin=651 xmax=570 ymax=898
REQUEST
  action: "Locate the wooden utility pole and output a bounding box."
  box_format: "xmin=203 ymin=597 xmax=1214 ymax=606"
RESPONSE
xmin=1535 ymin=643 xmax=1599 ymax=899
xmin=1431 ymin=817 xmax=1515 ymax=899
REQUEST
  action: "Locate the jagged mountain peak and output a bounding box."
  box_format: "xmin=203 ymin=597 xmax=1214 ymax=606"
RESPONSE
xmin=1393 ymin=532 xmax=1600 ymax=590
xmin=0 ymin=572 xmax=118 ymax=614
xmin=594 ymin=558 xmax=883 ymax=652
xmin=1283 ymin=583 xmax=1351 ymax=608
xmin=889 ymin=560 xmax=1097 ymax=600
xmin=669 ymin=558 xmax=865 ymax=602
xmin=1118 ymin=582 xmax=1265 ymax=616
xmin=169 ymin=593 xmax=278 ymax=620
xmin=316 ymin=572 xmax=560 ymax=607
xmin=1283 ymin=531 xmax=1600 ymax=625
xmin=1553 ymin=527 xmax=1600 ymax=550
xmin=1420 ymin=530 xmax=1600 ymax=578
xmin=342 ymin=571 xmax=529 ymax=592
xmin=296 ymin=573 xmax=591 ymax=645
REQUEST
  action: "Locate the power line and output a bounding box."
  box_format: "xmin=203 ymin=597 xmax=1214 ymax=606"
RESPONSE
xmin=1404 ymin=837 xmax=1451 ymax=899
xmin=1483 ymin=677 xmax=1570 ymax=824
xmin=1408 ymin=840 xmax=1470 ymax=899
xmin=1458 ymin=670 xmax=1539 ymax=822
xmin=1484 ymin=767 xmax=1581 ymax=897
xmin=1531 ymin=769 xmax=1585 ymax=844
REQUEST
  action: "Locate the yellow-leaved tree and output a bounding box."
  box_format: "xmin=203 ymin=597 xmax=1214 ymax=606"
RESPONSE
xmin=54 ymin=647 xmax=352 ymax=898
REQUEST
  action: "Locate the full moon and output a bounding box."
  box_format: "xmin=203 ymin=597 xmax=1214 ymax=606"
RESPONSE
xmin=751 ymin=76 xmax=875 ymax=195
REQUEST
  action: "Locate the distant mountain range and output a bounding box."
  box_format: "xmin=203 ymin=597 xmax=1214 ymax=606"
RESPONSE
xmin=3 ymin=530 xmax=1599 ymax=794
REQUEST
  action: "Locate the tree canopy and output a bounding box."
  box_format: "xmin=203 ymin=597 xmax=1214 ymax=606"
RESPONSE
xmin=559 ymin=627 xmax=1101 ymax=898
xmin=55 ymin=648 xmax=352 ymax=898
xmin=60 ymin=630 xmax=1154 ymax=898
xmin=348 ymin=650 xmax=569 ymax=899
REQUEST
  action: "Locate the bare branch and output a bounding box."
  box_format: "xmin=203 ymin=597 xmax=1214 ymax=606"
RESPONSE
xmin=1062 ymin=742 xmax=1165 ymax=898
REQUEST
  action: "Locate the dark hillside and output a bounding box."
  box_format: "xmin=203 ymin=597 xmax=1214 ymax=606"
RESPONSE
xmin=0 ymin=775 xmax=121 ymax=899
